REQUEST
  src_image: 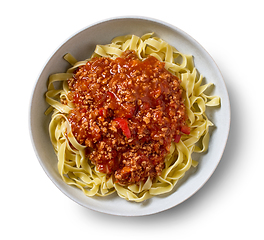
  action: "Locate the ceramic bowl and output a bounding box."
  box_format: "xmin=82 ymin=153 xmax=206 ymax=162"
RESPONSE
xmin=29 ymin=16 xmax=230 ymax=216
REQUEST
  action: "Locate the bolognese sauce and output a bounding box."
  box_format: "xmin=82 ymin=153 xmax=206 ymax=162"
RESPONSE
xmin=66 ymin=50 xmax=190 ymax=185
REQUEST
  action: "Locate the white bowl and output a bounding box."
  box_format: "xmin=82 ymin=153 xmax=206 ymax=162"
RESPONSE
xmin=29 ymin=16 xmax=230 ymax=216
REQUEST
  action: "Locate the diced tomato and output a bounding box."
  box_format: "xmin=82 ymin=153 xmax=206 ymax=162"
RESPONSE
xmin=114 ymin=117 xmax=131 ymax=138
xmin=174 ymin=134 xmax=181 ymax=143
xmin=99 ymin=108 xmax=107 ymax=117
xmin=181 ymin=125 xmax=191 ymax=135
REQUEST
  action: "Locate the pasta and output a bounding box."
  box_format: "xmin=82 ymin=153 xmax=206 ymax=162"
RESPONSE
xmin=45 ymin=33 xmax=220 ymax=202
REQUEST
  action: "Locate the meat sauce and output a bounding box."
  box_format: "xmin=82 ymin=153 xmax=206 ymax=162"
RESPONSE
xmin=67 ymin=50 xmax=189 ymax=185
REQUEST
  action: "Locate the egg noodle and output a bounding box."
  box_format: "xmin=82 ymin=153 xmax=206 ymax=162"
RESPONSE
xmin=45 ymin=33 xmax=220 ymax=202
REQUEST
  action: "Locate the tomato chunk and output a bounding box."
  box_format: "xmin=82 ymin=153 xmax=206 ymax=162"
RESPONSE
xmin=174 ymin=134 xmax=181 ymax=143
xmin=114 ymin=118 xmax=131 ymax=138
xmin=99 ymin=108 xmax=107 ymax=117
xmin=181 ymin=126 xmax=191 ymax=135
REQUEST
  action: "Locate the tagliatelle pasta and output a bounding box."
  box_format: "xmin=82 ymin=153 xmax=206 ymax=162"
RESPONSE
xmin=45 ymin=33 xmax=220 ymax=202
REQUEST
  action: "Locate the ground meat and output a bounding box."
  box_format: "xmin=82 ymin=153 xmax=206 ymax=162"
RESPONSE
xmin=66 ymin=50 xmax=189 ymax=185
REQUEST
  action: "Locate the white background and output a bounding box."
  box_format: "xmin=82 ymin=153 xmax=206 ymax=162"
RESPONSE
xmin=1 ymin=0 xmax=263 ymax=239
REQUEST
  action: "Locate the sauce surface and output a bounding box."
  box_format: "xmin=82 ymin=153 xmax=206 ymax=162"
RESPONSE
xmin=67 ymin=51 xmax=189 ymax=185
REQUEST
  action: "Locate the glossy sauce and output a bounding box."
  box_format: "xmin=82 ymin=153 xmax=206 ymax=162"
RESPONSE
xmin=67 ymin=51 xmax=189 ymax=185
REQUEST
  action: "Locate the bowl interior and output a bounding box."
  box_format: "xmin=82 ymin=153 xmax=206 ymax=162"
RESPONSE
xmin=30 ymin=17 xmax=230 ymax=216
